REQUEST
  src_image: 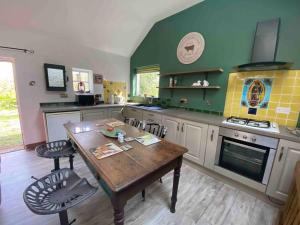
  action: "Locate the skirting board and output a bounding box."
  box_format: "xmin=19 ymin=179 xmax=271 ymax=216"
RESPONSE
xmin=25 ymin=141 xmax=46 ymax=150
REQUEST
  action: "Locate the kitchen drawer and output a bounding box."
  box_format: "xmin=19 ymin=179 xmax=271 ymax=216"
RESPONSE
xmin=81 ymin=108 xmax=108 ymax=121
xmin=143 ymin=111 xmax=162 ymax=124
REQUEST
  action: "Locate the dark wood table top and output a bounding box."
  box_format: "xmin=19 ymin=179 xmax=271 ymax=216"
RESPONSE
xmin=64 ymin=119 xmax=187 ymax=193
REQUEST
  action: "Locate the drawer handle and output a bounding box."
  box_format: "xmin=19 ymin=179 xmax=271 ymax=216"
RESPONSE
xmin=148 ymin=114 xmax=154 ymax=116
xmin=181 ymin=123 xmax=185 ymax=132
xmin=278 ymin=147 xmax=284 ymax=162
xmin=177 ymin=122 xmax=180 ymax=131
xmin=211 ymin=130 xmax=214 ymax=141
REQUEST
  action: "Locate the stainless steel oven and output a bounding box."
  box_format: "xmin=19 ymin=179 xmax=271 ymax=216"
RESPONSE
xmin=215 ymin=127 xmax=278 ymax=185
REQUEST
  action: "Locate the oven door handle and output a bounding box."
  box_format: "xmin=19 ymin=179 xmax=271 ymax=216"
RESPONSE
xmin=224 ymin=139 xmax=267 ymax=154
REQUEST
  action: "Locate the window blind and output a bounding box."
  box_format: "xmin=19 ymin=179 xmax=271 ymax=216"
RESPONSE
xmin=136 ymin=65 xmax=160 ymax=74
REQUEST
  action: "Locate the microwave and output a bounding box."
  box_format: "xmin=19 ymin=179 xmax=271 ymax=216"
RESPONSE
xmin=75 ymin=94 xmax=95 ymax=106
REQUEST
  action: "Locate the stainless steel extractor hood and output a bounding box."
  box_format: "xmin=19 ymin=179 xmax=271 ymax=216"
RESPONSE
xmin=235 ymin=18 xmax=293 ymax=71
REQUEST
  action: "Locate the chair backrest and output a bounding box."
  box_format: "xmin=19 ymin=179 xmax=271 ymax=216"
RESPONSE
xmin=124 ymin=117 xmax=142 ymax=129
xmin=142 ymin=122 xmax=167 ymax=138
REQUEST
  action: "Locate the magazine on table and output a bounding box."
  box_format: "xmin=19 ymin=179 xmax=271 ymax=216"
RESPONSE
xmin=91 ymin=143 xmax=123 ymax=159
xmin=135 ymin=134 xmax=161 ymax=146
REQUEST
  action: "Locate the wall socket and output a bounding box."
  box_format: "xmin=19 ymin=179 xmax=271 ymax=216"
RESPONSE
xmin=180 ymin=98 xmax=188 ymax=104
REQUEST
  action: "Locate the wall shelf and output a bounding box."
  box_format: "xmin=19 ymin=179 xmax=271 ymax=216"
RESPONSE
xmin=158 ymin=86 xmax=221 ymax=89
xmin=160 ymin=68 xmax=224 ymax=76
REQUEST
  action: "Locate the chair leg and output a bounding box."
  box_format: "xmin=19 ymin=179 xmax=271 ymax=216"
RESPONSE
xmin=69 ymin=155 xmax=74 ymax=170
xmin=59 ymin=210 xmax=69 ymax=225
xmin=142 ymin=189 xmax=145 ymax=201
xmin=53 ymin=158 xmax=60 ymax=171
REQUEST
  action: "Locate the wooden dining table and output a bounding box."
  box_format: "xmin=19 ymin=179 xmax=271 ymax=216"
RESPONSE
xmin=64 ymin=119 xmax=187 ymax=225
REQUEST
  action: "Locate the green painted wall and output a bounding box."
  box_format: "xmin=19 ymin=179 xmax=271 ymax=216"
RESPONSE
xmin=130 ymin=0 xmax=300 ymax=112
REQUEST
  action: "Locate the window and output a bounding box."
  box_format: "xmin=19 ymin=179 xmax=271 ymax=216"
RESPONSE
xmin=72 ymin=68 xmax=93 ymax=93
xmin=136 ymin=65 xmax=160 ymax=97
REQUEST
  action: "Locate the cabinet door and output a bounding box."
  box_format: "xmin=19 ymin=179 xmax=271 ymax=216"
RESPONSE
xmin=46 ymin=111 xmax=81 ymax=142
xmin=266 ymin=139 xmax=300 ymax=201
xmin=180 ymin=120 xmax=208 ymax=165
xmin=81 ymin=109 xmax=108 ymax=121
xmin=204 ymin=125 xmax=220 ymax=170
xmin=162 ymin=116 xmax=180 ymax=145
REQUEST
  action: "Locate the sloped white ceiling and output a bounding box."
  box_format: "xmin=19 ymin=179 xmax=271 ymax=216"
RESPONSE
xmin=0 ymin=0 xmax=203 ymax=57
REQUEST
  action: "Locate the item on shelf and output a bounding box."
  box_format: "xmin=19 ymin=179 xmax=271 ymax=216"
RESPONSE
xmin=78 ymin=81 xmax=86 ymax=93
xmin=174 ymin=77 xmax=178 ymax=86
xmin=203 ymin=80 xmax=209 ymax=87
xmin=192 ymin=80 xmax=202 ymax=87
xmin=109 ymin=94 xmax=114 ymax=104
xmin=169 ymin=77 xmax=173 ymax=87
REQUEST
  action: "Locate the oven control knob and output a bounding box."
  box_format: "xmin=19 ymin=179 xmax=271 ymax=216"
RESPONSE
xmin=243 ymin=135 xmax=247 ymax=139
xmin=234 ymin=132 xmax=239 ymax=137
xmin=252 ymin=137 xmax=257 ymax=142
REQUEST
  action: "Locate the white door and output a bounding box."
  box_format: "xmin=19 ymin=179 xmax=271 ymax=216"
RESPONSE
xmin=162 ymin=116 xmax=180 ymax=145
xmin=46 ymin=111 xmax=81 ymax=142
xmin=204 ymin=125 xmax=220 ymax=170
xmin=180 ymin=119 xmax=208 ymax=165
xmin=266 ymin=139 xmax=300 ymax=201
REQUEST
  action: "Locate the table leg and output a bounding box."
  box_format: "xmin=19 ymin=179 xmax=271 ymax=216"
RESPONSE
xmin=170 ymin=157 xmax=182 ymax=213
xmin=111 ymin=198 xmax=126 ymax=225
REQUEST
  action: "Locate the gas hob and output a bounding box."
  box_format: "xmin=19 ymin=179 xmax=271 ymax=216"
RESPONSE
xmin=222 ymin=116 xmax=280 ymax=133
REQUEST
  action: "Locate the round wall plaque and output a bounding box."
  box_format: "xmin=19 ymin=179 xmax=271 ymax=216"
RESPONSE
xmin=177 ymin=32 xmax=205 ymax=64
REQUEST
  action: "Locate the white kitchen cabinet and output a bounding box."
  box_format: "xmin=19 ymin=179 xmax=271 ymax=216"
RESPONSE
xmin=109 ymin=107 xmax=124 ymax=120
xmin=162 ymin=116 xmax=181 ymax=145
xmin=142 ymin=111 xmax=162 ymax=124
xmin=45 ymin=111 xmax=81 ymax=142
xmin=81 ymin=108 xmax=108 ymax=121
xmin=123 ymin=107 xmax=143 ymax=121
xmin=266 ymin=139 xmax=300 ymax=201
xmin=204 ymin=125 xmax=220 ymax=170
xmin=162 ymin=116 xmax=208 ymax=165
xmin=179 ymin=119 xmax=208 ymax=165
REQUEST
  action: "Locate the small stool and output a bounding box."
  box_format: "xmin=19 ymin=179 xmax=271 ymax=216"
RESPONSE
xmin=36 ymin=140 xmax=75 ymax=171
xmin=23 ymin=168 xmax=97 ymax=225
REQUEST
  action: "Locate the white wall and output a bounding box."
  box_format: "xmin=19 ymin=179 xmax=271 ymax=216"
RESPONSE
xmin=0 ymin=28 xmax=130 ymax=146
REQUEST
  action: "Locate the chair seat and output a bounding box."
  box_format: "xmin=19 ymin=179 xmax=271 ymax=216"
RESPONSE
xmin=23 ymin=168 xmax=97 ymax=215
xmin=36 ymin=140 xmax=75 ymax=159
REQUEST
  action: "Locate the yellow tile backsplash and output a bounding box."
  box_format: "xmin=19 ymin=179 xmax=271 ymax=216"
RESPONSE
xmin=224 ymin=70 xmax=300 ymax=127
xmin=103 ymin=80 xmax=127 ymax=104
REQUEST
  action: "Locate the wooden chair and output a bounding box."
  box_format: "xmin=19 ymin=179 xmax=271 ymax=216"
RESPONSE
xmin=142 ymin=122 xmax=167 ymax=138
xmin=277 ymin=161 xmax=300 ymax=225
xmin=141 ymin=121 xmax=168 ymax=201
xmin=124 ymin=117 xmax=142 ymax=129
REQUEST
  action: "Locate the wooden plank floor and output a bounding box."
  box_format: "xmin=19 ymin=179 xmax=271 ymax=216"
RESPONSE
xmin=0 ymin=150 xmax=279 ymax=225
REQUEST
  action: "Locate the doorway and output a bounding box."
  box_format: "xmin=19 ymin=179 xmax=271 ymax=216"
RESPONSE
xmin=0 ymin=61 xmax=23 ymax=153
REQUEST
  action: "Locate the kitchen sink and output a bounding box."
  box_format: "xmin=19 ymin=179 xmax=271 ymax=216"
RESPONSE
xmin=135 ymin=104 xmax=164 ymax=110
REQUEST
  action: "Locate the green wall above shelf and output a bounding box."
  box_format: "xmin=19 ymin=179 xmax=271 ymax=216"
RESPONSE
xmin=158 ymin=86 xmax=221 ymax=89
xmin=160 ymin=68 xmax=224 ymax=76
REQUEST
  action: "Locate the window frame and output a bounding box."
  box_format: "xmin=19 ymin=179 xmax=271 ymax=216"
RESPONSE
xmin=135 ymin=71 xmax=160 ymax=98
xmin=72 ymin=68 xmax=94 ymax=93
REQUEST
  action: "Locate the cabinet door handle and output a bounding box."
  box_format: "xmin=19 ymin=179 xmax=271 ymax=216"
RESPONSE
xmin=177 ymin=122 xmax=180 ymax=131
xmin=181 ymin=123 xmax=185 ymax=132
xmin=211 ymin=130 xmax=214 ymax=141
xmin=278 ymin=147 xmax=284 ymax=162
